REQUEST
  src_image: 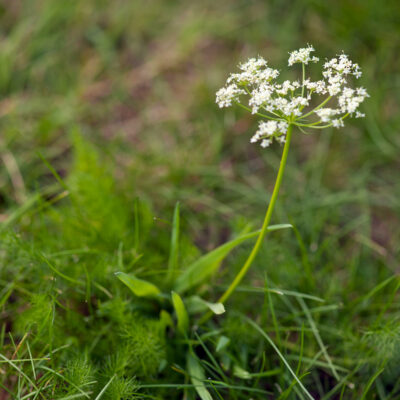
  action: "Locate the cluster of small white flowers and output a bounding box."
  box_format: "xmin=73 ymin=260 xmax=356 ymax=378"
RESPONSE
xmin=227 ymin=57 xmax=280 ymax=86
xmin=332 ymin=119 xmax=344 ymax=128
xmin=338 ymin=87 xmax=369 ymax=114
xmin=251 ymin=120 xmax=288 ymax=147
xmin=322 ymin=54 xmax=363 ymax=96
xmin=324 ymin=54 xmax=362 ymax=79
xmin=216 ymin=46 xmax=368 ymax=147
xmin=273 ymin=96 xmax=310 ymax=117
xmin=216 ymin=84 xmax=245 ymax=108
xmin=315 ymin=108 xmax=339 ymax=122
xmin=288 ymin=45 xmax=319 ymax=66
xmin=303 ymin=79 xmax=327 ymax=94
xmin=249 ymin=83 xmax=274 ymax=114
xmin=275 ymin=80 xmax=301 ymax=96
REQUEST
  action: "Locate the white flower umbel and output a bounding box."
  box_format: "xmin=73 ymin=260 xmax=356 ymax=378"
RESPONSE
xmin=216 ymin=46 xmax=368 ymax=147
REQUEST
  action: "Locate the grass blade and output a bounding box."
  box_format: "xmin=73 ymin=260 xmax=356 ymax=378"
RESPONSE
xmin=360 ymin=368 xmax=384 ymax=400
xmin=298 ymin=297 xmax=340 ymax=381
xmin=95 ymin=374 xmax=116 ymax=400
xmin=242 ymin=315 xmax=314 ymax=400
xmin=167 ymin=202 xmax=180 ymax=283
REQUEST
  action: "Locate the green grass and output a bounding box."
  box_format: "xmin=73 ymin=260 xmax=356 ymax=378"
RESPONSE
xmin=1 ymin=0 xmax=400 ymax=398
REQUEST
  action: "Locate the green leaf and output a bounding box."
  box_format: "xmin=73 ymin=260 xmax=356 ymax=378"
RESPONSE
xmin=216 ymin=336 xmax=230 ymax=353
xmin=133 ymin=197 xmax=140 ymax=251
xmin=360 ymin=368 xmax=385 ymax=400
xmin=159 ymin=310 xmax=174 ymax=331
xmin=266 ymin=223 xmax=292 ymax=231
xmin=205 ymin=300 xmax=225 ymax=315
xmin=115 ymin=272 xmax=161 ymax=297
xmin=186 ymin=296 xmax=225 ymax=315
xmin=174 ymin=230 xmax=258 ymax=293
xmin=233 ymin=365 xmax=252 ymax=380
xmin=174 ymin=224 xmax=292 ymax=294
xmin=167 ymin=202 xmax=180 ymax=282
xmin=187 ymin=353 xmax=213 ymax=400
xmin=171 ymin=291 xmax=189 ymax=335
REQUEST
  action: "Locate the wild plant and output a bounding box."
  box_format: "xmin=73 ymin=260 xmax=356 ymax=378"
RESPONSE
xmin=212 ymin=45 xmax=368 ymax=311
xmin=114 ymin=46 xmax=368 ymax=399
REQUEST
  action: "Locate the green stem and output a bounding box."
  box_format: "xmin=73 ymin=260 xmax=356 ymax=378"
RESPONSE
xmin=299 ymin=96 xmax=332 ymax=120
xmin=199 ymin=124 xmax=293 ymax=325
xmin=294 ymin=112 xmax=350 ymax=129
xmin=235 ymin=101 xmax=281 ymax=121
xmin=293 ymin=122 xmax=330 ymax=129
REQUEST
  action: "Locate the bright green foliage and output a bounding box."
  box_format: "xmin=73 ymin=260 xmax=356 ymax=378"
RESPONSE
xmin=14 ymin=293 xmax=53 ymax=338
xmin=120 ymin=315 xmax=166 ymax=378
xmin=101 ymin=376 xmax=139 ymax=400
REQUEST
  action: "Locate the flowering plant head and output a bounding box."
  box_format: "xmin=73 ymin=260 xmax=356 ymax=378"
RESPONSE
xmin=216 ymin=45 xmax=368 ymax=147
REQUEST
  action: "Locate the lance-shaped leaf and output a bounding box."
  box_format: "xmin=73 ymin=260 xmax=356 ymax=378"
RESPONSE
xmin=216 ymin=336 xmax=230 ymax=353
xmin=186 ymin=295 xmax=225 ymax=315
xmin=233 ymin=365 xmax=252 ymax=380
xmin=174 ymin=224 xmax=291 ymax=293
xmin=171 ymin=291 xmax=189 ymax=335
xmin=115 ymin=272 xmax=161 ymax=297
xmin=159 ymin=310 xmax=174 ymax=333
xmin=187 ymin=353 xmax=213 ymax=400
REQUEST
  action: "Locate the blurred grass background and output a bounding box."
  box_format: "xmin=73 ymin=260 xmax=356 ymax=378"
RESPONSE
xmin=1 ymin=0 xmax=399 ymax=244
xmin=1 ymin=0 xmax=400 ymax=397
xmin=1 ymin=0 xmax=399 ymax=272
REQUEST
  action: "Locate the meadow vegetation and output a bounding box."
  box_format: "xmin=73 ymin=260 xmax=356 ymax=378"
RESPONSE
xmin=1 ymin=1 xmax=400 ymax=398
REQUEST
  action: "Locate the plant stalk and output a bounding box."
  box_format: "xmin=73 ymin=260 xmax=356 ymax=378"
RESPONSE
xmin=199 ymin=124 xmax=293 ymax=325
